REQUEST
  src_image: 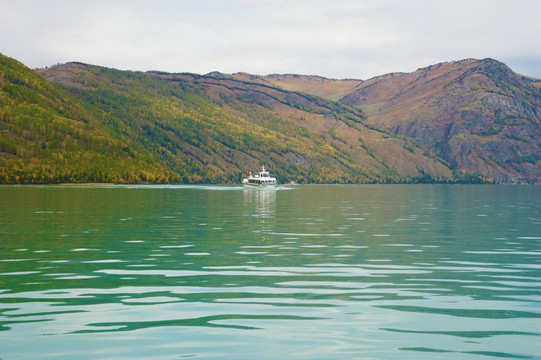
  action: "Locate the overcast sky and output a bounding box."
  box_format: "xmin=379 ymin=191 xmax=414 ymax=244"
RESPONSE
xmin=2 ymin=0 xmax=540 ymax=79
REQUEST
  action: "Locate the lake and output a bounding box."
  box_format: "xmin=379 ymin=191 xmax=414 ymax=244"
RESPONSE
xmin=0 ymin=185 xmax=540 ymax=359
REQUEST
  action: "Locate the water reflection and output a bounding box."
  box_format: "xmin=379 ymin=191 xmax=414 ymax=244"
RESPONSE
xmin=243 ymin=188 xmax=276 ymax=219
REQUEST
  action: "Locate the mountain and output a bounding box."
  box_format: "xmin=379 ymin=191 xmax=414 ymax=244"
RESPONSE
xmin=144 ymin=71 xmax=453 ymax=182
xmin=0 ymin=56 xmax=177 ymax=183
xmin=1 ymin=53 xmax=539 ymax=184
xmin=1 ymin=54 xmax=452 ymax=184
xmin=340 ymin=59 xmax=541 ymax=184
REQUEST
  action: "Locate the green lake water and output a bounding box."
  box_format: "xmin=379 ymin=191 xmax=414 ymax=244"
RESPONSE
xmin=0 ymin=184 xmax=540 ymax=359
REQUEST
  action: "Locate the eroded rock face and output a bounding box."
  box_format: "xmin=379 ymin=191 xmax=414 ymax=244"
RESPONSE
xmin=341 ymin=59 xmax=541 ymax=183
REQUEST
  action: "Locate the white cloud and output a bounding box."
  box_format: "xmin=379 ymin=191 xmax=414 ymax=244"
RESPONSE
xmin=1 ymin=0 xmax=540 ymax=79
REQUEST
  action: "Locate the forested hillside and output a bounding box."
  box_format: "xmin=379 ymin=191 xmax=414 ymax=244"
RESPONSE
xmin=0 ymin=56 xmax=176 ymax=183
xmin=2 ymin=53 xmax=538 ymax=184
xmin=1 ymin=54 xmax=456 ymax=184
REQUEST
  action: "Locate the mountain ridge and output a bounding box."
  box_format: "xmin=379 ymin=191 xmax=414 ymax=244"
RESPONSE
xmin=340 ymin=58 xmax=541 ymax=183
xmin=1 ymin=54 xmax=539 ymax=184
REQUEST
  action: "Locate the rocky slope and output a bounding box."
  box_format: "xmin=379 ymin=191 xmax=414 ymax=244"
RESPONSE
xmin=340 ymin=59 xmax=541 ymax=183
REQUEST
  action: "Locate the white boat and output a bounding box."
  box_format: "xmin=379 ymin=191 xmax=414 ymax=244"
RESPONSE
xmin=243 ymin=166 xmax=278 ymax=188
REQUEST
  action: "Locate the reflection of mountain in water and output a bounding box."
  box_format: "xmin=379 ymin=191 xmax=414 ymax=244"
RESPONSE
xmin=243 ymin=189 xmax=276 ymax=220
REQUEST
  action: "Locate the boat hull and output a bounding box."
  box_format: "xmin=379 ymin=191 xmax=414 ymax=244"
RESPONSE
xmin=243 ymin=183 xmax=277 ymax=189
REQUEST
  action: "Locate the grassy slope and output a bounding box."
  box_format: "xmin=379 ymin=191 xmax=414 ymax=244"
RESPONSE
xmin=233 ymin=73 xmax=362 ymax=102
